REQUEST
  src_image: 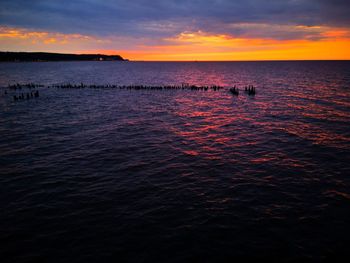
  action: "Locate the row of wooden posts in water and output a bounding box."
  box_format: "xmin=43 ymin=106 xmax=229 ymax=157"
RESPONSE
xmin=6 ymin=83 xmax=256 ymax=102
xmin=7 ymin=83 xmax=225 ymax=91
xmin=7 ymin=83 xmax=44 ymax=89
xmin=229 ymin=85 xmax=256 ymax=96
xmin=50 ymin=83 xmax=226 ymax=91
xmin=13 ymin=91 xmax=39 ymax=101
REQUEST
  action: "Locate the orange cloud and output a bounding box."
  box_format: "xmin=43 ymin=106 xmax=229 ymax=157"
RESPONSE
xmin=0 ymin=26 xmax=109 ymax=52
xmin=1 ymin=26 xmax=350 ymax=61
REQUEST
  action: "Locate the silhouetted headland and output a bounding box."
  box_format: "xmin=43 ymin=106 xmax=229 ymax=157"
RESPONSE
xmin=0 ymin=52 xmax=126 ymax=62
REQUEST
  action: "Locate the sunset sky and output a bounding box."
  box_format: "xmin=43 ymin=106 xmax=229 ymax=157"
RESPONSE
xmin=1 ymin=0 xmax=350 ymax=61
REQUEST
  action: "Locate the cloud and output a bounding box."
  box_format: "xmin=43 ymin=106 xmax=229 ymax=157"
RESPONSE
xmin=0 ymin=0 xmax=349 ymax=40
xmin=0 ymin=26 xmax=119 ymax=52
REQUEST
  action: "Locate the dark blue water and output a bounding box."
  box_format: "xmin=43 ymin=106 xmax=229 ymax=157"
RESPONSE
xmin=1 ymin=61 xmax=350 ymax=262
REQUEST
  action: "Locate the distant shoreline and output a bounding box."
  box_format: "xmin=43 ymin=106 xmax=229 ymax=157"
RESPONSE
xmin=0 ymin=60 xmax=129 ymax=63
xmin=1 ymin=60 xmax=349 ymax=63
xmin=0 ymin=51 xmax=126 ymax=62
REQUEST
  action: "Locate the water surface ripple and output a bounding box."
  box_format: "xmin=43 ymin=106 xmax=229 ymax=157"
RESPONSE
xmin=0 ymin=61 xmax=350 ymax=262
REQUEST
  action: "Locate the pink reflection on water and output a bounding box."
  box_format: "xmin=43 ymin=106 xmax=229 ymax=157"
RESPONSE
xmin=183 ymin=150 xmax=200 ymax=156
xmin=251 ymin=152 xmax=309 ymax=168
xmin=164 ymin=76 xmax=350 ymax=165
xmin=168 ymin=90 xmax=259 ymax=160
xmin=173 ymin=64 xmax=231 ymax=87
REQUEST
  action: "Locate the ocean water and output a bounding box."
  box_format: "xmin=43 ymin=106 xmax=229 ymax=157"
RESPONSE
xmin=0 ymin=61 xmax=350 ymax=262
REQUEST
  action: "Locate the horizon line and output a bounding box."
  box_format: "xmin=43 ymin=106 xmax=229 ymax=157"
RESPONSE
xmin=1 ymin=59 xmax=349 ymax=63
xmin=127 ymin=59 xmax=350 ymax=62
xmin=2 ymin=51 xmax=350 ymax=62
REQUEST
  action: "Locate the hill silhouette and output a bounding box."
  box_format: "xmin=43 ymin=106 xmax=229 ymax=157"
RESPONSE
xmin=0 ymin=52 xmax=125 ymax=62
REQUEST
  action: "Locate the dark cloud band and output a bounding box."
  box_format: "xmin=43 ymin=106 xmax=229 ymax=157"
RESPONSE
xmin=0 ymin=0 xmax=349 ymax=39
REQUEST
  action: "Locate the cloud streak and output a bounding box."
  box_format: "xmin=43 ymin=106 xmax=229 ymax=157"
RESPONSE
xmin=1 ymin=0 xmax=349 ymax=37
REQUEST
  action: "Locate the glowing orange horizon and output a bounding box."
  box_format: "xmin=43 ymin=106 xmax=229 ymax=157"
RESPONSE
xmin=1 ymin=26 xmax=350 ymax=61
xmin=87 ymin=38 xmax=350 ymax=61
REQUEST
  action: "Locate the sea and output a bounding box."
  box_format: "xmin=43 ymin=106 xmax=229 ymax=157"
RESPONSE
xmin=0 ymin=61 xmax=350 ymax=262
